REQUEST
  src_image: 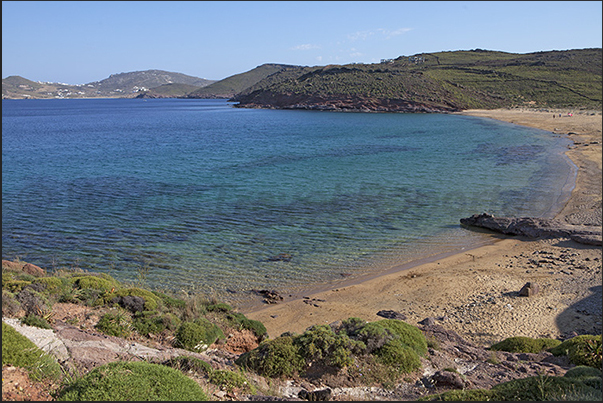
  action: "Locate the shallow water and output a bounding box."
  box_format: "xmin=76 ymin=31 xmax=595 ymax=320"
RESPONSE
xmin=2 ymin=99 xmax=575 ymax=306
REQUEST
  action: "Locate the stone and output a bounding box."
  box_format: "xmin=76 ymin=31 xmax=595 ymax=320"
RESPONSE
xmin=431 ymin=370 xmax=468 ymax=389
xmin=377 ymin=310 xmax=407 ymax=320
xmin=518 ymin=282 xmax=540 ymax=297
xmin=298 ymin=388 xmax=332 ymax=401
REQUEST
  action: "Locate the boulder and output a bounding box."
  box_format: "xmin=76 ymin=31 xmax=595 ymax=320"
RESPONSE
xmin=377 ymin=310 xmax=407 ymax=320
xmin=518 ymin=282 xmax=540 ymax=297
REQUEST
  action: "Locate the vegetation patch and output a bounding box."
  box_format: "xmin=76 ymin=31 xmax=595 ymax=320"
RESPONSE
xmin=162 ymin=355 xmax=213 ymax=375
xmin=175 ymin=317 xmax=225 ymax=352
xmin=209 ymin=369 xmax=256 ymax=394
xmin=2 ymin=322 xmax=63 ymax=382
xmin=236 ymin=335 xmax=304 ymax=378
xmin=490 ymin=336 xmax=562 ymax=354
xmin=55 ymin=361 xmax=209 ymax=401
xmin=549 ymin=334 xmax=602 ymax=368
xmin=95 ymin=308 xmax=133 ymax=338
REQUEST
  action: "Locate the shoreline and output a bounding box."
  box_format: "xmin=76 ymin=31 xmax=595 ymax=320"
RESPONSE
xmin=243 ymin=108 xmax=602 ymax=346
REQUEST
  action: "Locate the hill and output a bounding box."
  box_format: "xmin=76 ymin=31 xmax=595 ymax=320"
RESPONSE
xmin=2 ymin=70 xmax=215 ymax=99
xmin=185 ymin=63 xmax=301 ymax=99
xmin=88 ymin=69 xmax=215 ymax=97
xmin=233 ymin=48 xmax=602 ymax=112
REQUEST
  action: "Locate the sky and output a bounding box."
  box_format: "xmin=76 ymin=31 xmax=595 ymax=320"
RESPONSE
xmin=2 ymin=1 xmax=602 ymax=84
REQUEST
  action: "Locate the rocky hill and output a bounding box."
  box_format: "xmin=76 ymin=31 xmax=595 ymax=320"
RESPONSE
xmin=184 ymin=63 xmax=300 ymax=99
xmin=2 ymin=70 xmax=215 ymax=99
xmin=233 ymin=48 xmax=602 ymax=112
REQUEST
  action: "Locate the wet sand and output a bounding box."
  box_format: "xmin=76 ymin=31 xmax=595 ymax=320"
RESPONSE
xmin=243 ymin=108 xmax=602 ymax=347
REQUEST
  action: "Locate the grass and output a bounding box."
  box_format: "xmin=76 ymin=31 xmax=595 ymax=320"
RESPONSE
xmin=2 ymin=322 xmax=63 ymax=382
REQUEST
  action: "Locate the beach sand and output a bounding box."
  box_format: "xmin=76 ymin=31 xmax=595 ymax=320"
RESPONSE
xmin=242 ymin=108 xmax=602 ymax=347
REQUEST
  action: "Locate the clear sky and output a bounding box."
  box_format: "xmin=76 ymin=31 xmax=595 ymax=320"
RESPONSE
xmin=2 ymin=1 xmax=602 ymax=84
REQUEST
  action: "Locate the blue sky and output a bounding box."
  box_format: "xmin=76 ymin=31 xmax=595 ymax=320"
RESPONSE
xmin=2 ymin=1 xmax=602 ymax=84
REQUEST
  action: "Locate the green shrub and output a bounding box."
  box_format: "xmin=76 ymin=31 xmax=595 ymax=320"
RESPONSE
xmin=4 ymin=279 xmax=31 ymax=292
xmin=2 ymin=322 xmax=62 ymax=381
xmin=2 ymin=289 xmax=22 ymax=317
xmin=377 ymin=319 xmax=428 ymax=357
xmin=209 ymin=369 xmax=256 ymax=394
xmin=95 ymin=309 xmax=132 ymax=338
xmin=235 ymin=335 xmax=304 ymax=378
xmin=162 ymin=355 xmax=213 ymax=375
xmin=356 ymin=321 xmax=394 ymax=353
xmin=55 ymin=361 xmax=208 ymax=401
xmin=226 ymin=312 xmax=268 ymax=340
xmin=294 ymin=324 xmax=356 ymax=368
xmin=549 ymin=334 xmax=602 ymax=368
xmin=132 ymin=311 xmax=181 ymax=337
xmin=490 ymin=336 xmax=562 ymax=354
xmin=564 ymin=365 xmax=602 ymax=379
xmin=20 ymin=314 xmax=52 ymax=329
xmin=151 ymin=290 xmax=186 ymax=309
xmin=71 ymin=275 xmax=120 ymax=292
xmin=175 ymin=318 xmax=225 ymax=352
xmin=375 ymin=338 xmax=422 ymax=374
xmin=206 ymin=302 xmax=233 ymax=312
xmin=417 ymin=388 xmax=496 ymax=401
xmin=32 ymin=276 xmax=65 ymax=294
xmin=492 ymin=373 xmax=602 ymax=401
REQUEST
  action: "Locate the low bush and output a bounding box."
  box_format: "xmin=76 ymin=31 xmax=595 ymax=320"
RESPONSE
xmin=209 ymin=369 xmax=256 ymax=394
xmin=162 ymin=355 xmax=213 ymax=375
xmin=294 ymin=324 xmax=357 ymax=368
xmin=491 ymin=373 xmax=602 ymax=401
xmin=375 ymin=338 xmax=422 ymax=374
xmin=95 ymin=309 xmax=132 ymax=338
xmin=70 ymin=275 xmax=119 ymax=292
xmin=490 ymin=336 xmax=562 ymax=354
xmin=226 ymin=312 xmax=268 ymax=340
xmin=175 ymin=317 xmax=225 ymax=352
xmin=20 ymin=314 xmax=52 ymax=329
xmin=109 ymin=287 xmax=162 ymax=311
xmin=55 ymin=361 xmax=208 ymax=401
xmin=549 ymin=334 xmax=602 ymax=368
xmin=377 ymin=319 xmax=428 ymax=357
xmin=236 ymin=335 xmax=304 ymax=378
xmin=132 ymin=311 xmax=181 ymax=337
xmin=420 ymin=373 xmax=603 ymax=401
xmin=2 ymin=322 xmax=63 ymax=382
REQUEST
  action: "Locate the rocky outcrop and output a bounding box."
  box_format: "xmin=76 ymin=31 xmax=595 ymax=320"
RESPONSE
xmin=460 ymin=213 xmax=602 ymax=245
xmin=233 ymin=91 xmax=460 ymax=113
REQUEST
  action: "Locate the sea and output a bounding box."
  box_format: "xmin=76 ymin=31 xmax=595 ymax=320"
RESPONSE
xmin=1 ymin=98 xmax=577 ymax=309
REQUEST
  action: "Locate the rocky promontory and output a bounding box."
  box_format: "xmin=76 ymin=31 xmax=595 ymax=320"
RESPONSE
xmin=232 ymin=91 xmax=461 ymax=113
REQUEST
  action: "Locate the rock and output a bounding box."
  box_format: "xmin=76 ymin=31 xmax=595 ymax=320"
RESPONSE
xmin=111 ymin=295 xmax=145 ymax=312
xmin=22 ymin=263 xmax=45 ymax=277
xmin=267 ymin=253 xmax=293 ymax=262
xmin=298 ymin=388 xmax=331 ymax=401
xmin=377 ymin=310 xmax=407 ymax=320
xmin=518 ymin=282 xmax=540 ymax=297
xmin=2 ymin=260 xmax=45 ymax=277
xmin=419 ymin=317 xmax=437 ymax=326
xmin=431 ymin=370 xmax=468 ymax=389
xmin=254 ymin=289 xmax=284 ymax=304
xmin=460 ymin=213 xmax=602 ymax=245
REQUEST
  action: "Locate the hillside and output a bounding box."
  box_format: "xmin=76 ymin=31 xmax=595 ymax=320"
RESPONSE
xmin=233 ymin=48 xmax=602 ymax=112
xmin=2 ymin=70 xmax=215 ymax=99
xmin=185 ymin=63 xmax=301 ymax=99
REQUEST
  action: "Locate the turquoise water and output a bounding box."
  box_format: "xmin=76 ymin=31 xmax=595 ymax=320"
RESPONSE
xmin=2 ymin=99 xmax=575 ymax=307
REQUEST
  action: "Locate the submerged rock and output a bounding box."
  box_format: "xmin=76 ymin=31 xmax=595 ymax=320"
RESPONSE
xmin=460 ymin=213 xmax=602 ymax=245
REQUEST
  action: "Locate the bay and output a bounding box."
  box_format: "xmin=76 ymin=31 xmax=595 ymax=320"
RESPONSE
xmin=2 ymin=98 xmax=576 ymax=307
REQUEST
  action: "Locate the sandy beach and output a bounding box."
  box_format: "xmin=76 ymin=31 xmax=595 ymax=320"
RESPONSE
xmin=243 ymin=108 xmax=602 ymax=347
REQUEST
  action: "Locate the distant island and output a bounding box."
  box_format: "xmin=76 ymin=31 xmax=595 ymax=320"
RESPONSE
xmin=3 ymin=49 xmax=602 ymax=112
